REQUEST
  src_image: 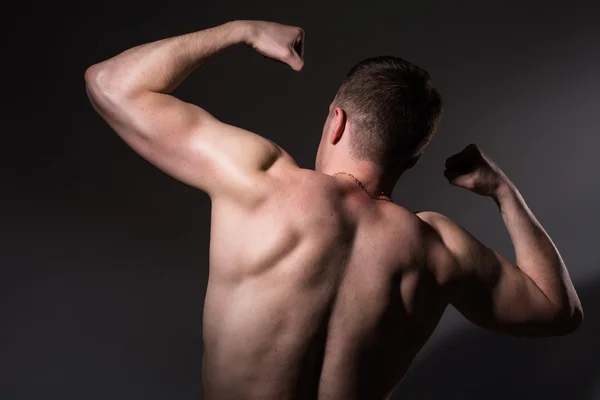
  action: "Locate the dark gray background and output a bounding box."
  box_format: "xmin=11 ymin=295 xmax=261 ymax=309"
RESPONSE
xmin=2 ymin=0 xmax=599 ymax=399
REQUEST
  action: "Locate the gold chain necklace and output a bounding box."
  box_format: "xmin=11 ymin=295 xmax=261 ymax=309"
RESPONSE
xmin=333 ymin=172 xmax=393 ymax=202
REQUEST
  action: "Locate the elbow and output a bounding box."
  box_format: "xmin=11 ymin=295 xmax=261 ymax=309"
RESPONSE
xmin=84 ymin=63 xmax=107 ymax=95
xmin=84 ymin=64 xmax=104 ymax=109
xmin=552 ymin=304 xmax=584 ymax=336
xmin=84 ymin=64 xmax=99 ymax=87
xmin=84 ymin=66 xmax=106 ymax=113
xmin=84 ymin=63 xmax=131 ymax=103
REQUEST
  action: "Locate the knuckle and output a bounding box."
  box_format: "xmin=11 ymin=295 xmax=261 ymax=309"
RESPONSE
xmin=466 ymin=143 xmax=479 ymax=153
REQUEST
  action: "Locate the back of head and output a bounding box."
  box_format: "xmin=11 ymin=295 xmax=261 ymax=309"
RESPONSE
xmin=334 ymin=56 xmax=443 ymax=172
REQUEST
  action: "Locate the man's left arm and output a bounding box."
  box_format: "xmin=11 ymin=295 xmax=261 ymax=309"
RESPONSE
xmin=85 ymin=20 xmax=304 ymax=201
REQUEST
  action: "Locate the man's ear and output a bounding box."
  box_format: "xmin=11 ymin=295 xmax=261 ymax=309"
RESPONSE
xmin=330 ymin=107 xmax=347 ymax=145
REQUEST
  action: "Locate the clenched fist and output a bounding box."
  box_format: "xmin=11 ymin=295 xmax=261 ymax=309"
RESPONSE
xmin=244 ymin=20 xmax=305 ymax=71
xmin=444 ymin=144 xmax=510 ymax=197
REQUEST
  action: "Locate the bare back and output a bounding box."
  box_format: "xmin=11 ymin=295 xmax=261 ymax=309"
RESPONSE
xmin=203 ymin=160 xmax=450 ymax=400
xmin=85 ymin=20 xmax=582 ymax=400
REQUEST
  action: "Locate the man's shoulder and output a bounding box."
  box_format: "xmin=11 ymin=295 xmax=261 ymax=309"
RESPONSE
xmin=264 ymin=143 xmax=301 ymax=177
xmin=413 ymin=211 xmax=470 ymax=256
xmin=382 ymin=209 xmax=451 ymax=236
xmin=414 ymin=210 xmax=448 ymax=223
xmin=410 ymin=211 xmax=462 ymax=279
xmin=414 ymin=210 xmax=460 ymax=237
xmin=215 ymin=146 xmax=301 ymax=208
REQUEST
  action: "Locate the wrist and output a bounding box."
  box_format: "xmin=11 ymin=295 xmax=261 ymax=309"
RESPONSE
xmin=226 ymin=20 xmax=254 ymax=46
xmin=492 ymin=179 xmax=516 ymax=205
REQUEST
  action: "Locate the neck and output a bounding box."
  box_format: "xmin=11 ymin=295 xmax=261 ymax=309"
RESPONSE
xmin=323 ymin=161 xmax=401 ymax=199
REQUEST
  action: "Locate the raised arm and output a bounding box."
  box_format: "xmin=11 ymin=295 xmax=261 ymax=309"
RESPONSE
xmin=418 ymin=144 xmax=583 ymax=337
xmin=84 ymin=20 xmax=304 ymax=201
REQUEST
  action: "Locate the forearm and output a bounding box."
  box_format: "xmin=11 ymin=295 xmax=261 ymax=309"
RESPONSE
xmin=493 ymin=181 xmax=581 ymax=316
xmin=85 ymin=20 xmax=250 ymax=95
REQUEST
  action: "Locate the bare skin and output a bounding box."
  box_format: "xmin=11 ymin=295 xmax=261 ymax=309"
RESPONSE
xmin=85 ymin=20 xmax=583 ymax=400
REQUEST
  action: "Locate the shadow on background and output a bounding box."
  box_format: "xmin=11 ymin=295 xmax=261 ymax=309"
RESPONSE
xmin=393 ymin=277 xmax=599 ymax=400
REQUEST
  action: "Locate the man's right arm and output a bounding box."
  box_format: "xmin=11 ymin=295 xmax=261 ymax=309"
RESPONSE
xmin=419 ymin=144 xmax=583 ymax=337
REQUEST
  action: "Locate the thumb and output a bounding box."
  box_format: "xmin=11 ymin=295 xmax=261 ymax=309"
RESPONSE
xmin=288 ymin=34 xmax=305 ymax=71
xmin=288 ymin=49 xmax=304 ymax=71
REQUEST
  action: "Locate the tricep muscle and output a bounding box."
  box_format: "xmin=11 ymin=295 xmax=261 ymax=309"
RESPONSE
xmin=418 ymin=211 xmax=563 ymax=337
xmin=86 ymin=69 xmax=283 ymax=201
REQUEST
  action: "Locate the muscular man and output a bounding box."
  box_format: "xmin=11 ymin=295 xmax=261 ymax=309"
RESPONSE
xmin=85 ymin=20 xmax=583 ymax=400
